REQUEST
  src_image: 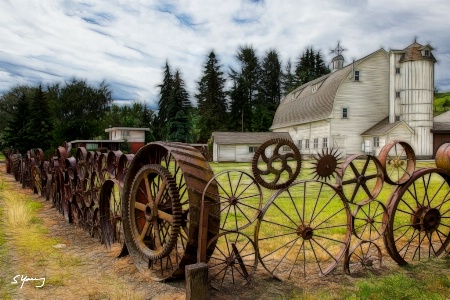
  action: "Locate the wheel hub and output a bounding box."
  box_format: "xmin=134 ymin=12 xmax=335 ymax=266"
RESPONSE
xmin=144 ymin=205 xmax=155 ymax=221
xmin=225 ymin=256 xmax=235 ymax=266
xmin=410 ymin=207 xmax=441 ymax=232
xmin=297 ymin=225 xmax=314 ymax=240
xmin=229 ymin=196 xmax=238 ymax=205
xmin=362 ymin=258 xmax=374 ymax=267
xmin=357 ymin=175 xmax=367 ymax=185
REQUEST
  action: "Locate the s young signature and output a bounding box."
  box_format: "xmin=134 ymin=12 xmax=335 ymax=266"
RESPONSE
xmin=11 ymin=274 xmax=45 ymax=289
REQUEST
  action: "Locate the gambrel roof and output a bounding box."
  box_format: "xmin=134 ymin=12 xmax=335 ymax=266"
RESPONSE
xmin=270 ymin=49 xmax=387 ymax=130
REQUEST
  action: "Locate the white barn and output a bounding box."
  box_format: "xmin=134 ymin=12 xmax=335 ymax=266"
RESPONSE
xmin=271 ymin=42 xmax=436 ymax=158
xmin=212 ymin=132 xmax=293 ymax=162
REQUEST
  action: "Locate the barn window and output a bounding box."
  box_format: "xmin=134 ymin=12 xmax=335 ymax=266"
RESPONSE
xmin=305 ymin=139 xmax=310 ymax=149
xmin=354 ymin=70 xmax=360 ymax=81
xmin=249 ymin=146 xmax=257 ymax=153
xmin=342 ymin=107 xmax=348 ymax=118
xmin=396 ymin=68 xmax=400 ymax=74
xmin=424 ymin=50 xmax=430 ymax=56
xmin=298 ymin=140 xmax=302 ymax=150
xmin=282 ymin=146 xmax=290 ymax=152
xmin=122 ymin=130 xmax=130 ymax=137
xmin=395 ymin=115 xmax=400 ymax=121
xmin=373 ymin=137 xmax=380 ymax=148
xmin=323 ymin=137 xmax=328 ymax=149
xmin=396 ymin=91 xmax=400 ymax=97
xmin=313 ymin=138 xmax=318 ymax=149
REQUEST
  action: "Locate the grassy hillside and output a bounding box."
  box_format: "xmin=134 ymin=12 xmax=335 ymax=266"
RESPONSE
xmin=434 ymin=92 xmax=450 ymax=115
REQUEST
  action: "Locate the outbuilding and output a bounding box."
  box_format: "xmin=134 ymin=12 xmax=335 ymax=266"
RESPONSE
xmin=211 ymin=132 xmax=293 ymax=162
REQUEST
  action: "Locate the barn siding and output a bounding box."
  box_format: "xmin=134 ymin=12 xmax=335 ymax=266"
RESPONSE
xmin=331 ymin=51 xmax=389 ymax=156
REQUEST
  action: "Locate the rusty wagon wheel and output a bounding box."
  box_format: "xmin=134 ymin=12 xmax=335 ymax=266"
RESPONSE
xmin=202 ymin=170 xmax=262 ymax=232
xmin=91 ymin=171 xmax=103 ymax=206
xmin=352 ymin=200 xmax=387 ymax=242
xmin=337 ymin=154 xmax=384 ymax=205
xmin=31 ymin=165 xmax=42 ymax=195
xmin=106 ymin=150 xmax=122 ymax=179
xmin=344 ymin=241 xmax=382 ymax=275
xmin=122 ymin=142 xmax=219 ymax=281
xmin=97 ymin=153 xmax=109 ymax=183
xmin=117 ymin=154 xmax=134 ymax=183
xmin=383 ymin=168 xmax=450 ymax=265
xmin=252 ymin=138 xmax=302 ymax=190
xmin=255 ymin=180 xmax=351 ymax=280
xmin=207 ymin=231 xmax=258 ymax=289
xmin=378 ymin=140 xmax=416 ymax=185
xmin=99 ymin=179 xmax=128 ymax=257
xmin=76 ymin=147 xmax=88 ymax=180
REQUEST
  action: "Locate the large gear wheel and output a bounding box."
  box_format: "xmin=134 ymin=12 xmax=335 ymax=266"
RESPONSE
xmin=128 ymin=164 xmax=182 ymax=261
xmin=252 ymin=138 xmax=302 ymax=190
xmin=122 ymin=142 xmax=219 ymax=281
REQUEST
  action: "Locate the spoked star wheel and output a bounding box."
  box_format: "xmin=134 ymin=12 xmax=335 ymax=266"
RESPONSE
xmin=384 ymin=168 xmax=450 ymax=265
xmin=337 ymin=154 xmax=384 ymax=205
xmin=255 ymin=180 xmax=351 ymax=279
xmin=344 ymin=241 xmax=382 ymax=275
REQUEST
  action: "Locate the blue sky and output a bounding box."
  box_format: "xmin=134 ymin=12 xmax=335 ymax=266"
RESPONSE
xmin=0 ymin=0 xmax=449 ymax=110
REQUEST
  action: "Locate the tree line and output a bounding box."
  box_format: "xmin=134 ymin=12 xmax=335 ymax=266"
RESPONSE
xmin=0 ymin=45 xmax=330 ymax=155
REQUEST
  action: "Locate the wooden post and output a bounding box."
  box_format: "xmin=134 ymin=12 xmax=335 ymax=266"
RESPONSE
xmin=185 ymin=263 xmax=209 ymax=300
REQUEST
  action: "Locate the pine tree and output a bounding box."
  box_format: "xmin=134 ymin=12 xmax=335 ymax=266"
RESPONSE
xmin=254 ymin=49 xmax=282 ymax=131
xmin=228 ymin=45 xmax=260 ymax=131
xmin=281 ymin=59 xmax=298 ymax=95
xmin=26 ymin=85 xmax=53 ymax=152
xmin=196 ymin=51 xmax=228 ymax=142
xmin=157 ymin=61 xmax=173 ymax=140
xmin=166 ymin=70 xmax=192 ymax=142
xmin=3 ymin=93 xmax=32 ymax=153
xmin=295 ymin=47 xmax=330 ymax=86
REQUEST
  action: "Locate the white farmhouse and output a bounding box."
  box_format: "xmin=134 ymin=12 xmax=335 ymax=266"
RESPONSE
xmin=271 ymin=42 xmax=436 ymax=158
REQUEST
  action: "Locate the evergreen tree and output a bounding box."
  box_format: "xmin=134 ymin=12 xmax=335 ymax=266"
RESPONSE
xmin=26 ymin=85 xmax=53 ymax=152
xmin=157 ymin=61 xmax=173 ymax=140
xmin=3 ymin=93 xmax=32 ymax=153
xmin=196 ymin=51 xmax=228 ymax=142
xmin=295 ymin=47 xmax=330 ymax=86
xmin=228 ymin=76 xmax=250 ymax=132
xmin=281 ymin=59 xmax=299 ymax=95
xmin=166 ymin=70 xmax=192 ymax=142
xmin=228 ymin=45 xmax=260 ymax=131
xmin=254 ymin=49 xmax=282 ymax=131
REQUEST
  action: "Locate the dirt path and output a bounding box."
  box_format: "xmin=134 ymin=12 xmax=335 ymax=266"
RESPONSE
xmin=0 ymin=162 xmax=405 ymax=300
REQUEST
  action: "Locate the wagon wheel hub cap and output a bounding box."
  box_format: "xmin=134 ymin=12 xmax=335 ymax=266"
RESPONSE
xmin=297 ymin=225 xmax=314 ymax=240
xmin=357 ymin=175 xmax=367 ymax=185
xmin=362 ymin=258 xmax=373 ymax=267
xmin=229 ymin=196 xmax=238 ymax=205
xmin=411 ymin=207 xmax=441 ymax=232
xmin=225 ymin=256 xmax=235 ymax=266
xmin=144 ymin=205 xmax=155 ymax=221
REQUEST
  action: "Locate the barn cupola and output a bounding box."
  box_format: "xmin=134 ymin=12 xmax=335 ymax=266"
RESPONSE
xmin=331 ymin=42 xmax=345 ymax=72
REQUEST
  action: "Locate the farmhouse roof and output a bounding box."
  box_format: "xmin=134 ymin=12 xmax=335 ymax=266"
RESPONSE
xmin=431 ymin=111 xmax=450 ymax=132
xmin=270 ymin=48 xmax=387 ymax=130
xmin=212 ymin=132 xmax=293 ymax=145
xmin=361 ymin=117 xmax=414 ymax=136
xmin=392 ymin=42 xmax=436 ymax=63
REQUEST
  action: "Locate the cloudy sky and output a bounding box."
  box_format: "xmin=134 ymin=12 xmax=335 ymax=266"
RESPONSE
xmin=0 ymin=0 xmax=449 ymax=110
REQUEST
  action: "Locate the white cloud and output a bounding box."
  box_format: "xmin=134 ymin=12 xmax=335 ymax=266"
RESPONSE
xmin=0 ymin=0 xmax=449 ymax=110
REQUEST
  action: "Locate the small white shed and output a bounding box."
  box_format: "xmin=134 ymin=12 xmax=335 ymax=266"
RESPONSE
xmin=211 ymin=132 xmax=293 ymax=162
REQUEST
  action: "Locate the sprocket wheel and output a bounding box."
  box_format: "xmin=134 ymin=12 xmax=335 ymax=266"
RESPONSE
xmin=252 ymin=138 xmax=302 ymax=190
xmin=128 ymin=164 xmax=182 ymax=262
